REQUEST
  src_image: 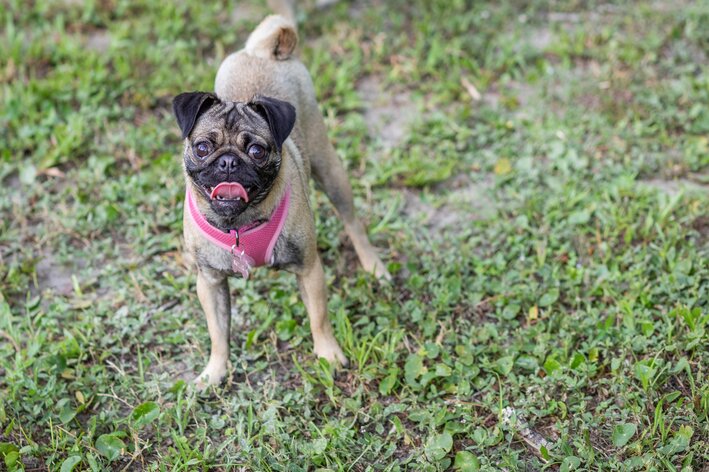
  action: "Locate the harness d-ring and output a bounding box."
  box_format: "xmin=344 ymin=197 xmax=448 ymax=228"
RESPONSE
xmin=230 ymin=229 xmax=240 ymax=251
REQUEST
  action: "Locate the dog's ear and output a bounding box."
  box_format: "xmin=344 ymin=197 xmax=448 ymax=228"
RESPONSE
xmin=249 ymin=96 xmax=296 ymax=151
xmin=172 ymin=92 xmax=219 ymax=139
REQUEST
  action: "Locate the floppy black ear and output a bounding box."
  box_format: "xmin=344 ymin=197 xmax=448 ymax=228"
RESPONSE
xmin=172 ymin=92 xmax=219 ymax=139
xmin=249 ymin=96 xmax=296 ymax=151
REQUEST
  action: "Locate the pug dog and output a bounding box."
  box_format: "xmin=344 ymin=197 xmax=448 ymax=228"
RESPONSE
xmin=172 ymin=14 xmax=390 ymax=387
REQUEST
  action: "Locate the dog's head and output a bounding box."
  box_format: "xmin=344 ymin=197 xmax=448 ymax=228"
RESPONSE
xmin=172 ymin=91 xmax=296 ymax=218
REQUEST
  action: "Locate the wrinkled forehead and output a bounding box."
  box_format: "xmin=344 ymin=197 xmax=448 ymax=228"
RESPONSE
xmin=192 ymin=101 xmax=269 ymax=140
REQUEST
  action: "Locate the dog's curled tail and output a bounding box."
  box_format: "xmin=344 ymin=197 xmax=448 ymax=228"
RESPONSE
xmin=245 ymin=15 xmax=298 ymax=61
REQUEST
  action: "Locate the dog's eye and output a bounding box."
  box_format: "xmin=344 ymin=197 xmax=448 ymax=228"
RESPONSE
xmin=194 ymin=141 xmax=211 ymax=158
xmin=248 ymin=144 xmax=267 ymax=160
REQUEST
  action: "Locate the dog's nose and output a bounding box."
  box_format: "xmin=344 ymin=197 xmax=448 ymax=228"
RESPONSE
xmin=217 ymin=154 xmax=238 ymax=171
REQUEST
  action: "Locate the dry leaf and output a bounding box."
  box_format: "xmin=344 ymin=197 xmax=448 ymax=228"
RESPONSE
xmin=528 ymin=305 xmax=539 ymax=321
xmin=494 ymin=158 xmax=512 ymax=175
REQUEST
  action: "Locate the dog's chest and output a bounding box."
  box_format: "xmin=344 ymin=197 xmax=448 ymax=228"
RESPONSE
xmin=194 ymin=232 xmax=302 ymax=276
xmin=194 ymin=243 xmax=234 ymax=274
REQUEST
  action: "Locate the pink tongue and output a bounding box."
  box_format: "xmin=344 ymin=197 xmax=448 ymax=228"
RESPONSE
xmin=210 ymin=182 xmax=249 ymax=201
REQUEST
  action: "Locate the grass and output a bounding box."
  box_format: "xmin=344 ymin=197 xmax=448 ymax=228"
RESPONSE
xmin=1 ymin=0 xmax=708 ymax=470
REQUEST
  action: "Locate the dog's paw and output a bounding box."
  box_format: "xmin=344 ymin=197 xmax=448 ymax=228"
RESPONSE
xmin=373 ymin=262 xmax=392 ymax=282
xmin=193 ymin=365 xmax=227 ymax=389
xmin=371 ymin=261 xmax=392 ymax=282
xmin=361 ymin=256 xmax=392 ymax=282
xmin=314 ymin=340 xmax=348 ymax=367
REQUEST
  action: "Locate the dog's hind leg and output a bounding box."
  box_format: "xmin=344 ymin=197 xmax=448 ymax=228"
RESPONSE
xmin=305 ymin=116 xmax=391 ymax=280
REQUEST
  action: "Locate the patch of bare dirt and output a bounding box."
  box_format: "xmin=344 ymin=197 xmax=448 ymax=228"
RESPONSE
xmin=640 ymin=176 xmax=708 ymax=196
xmin=528 ymin=27 xmax=553 ymax=51
xmin=34 ymin=255 xmax=79 ymax=296
xmin=149 ymin=357 xmax=193 ymax=382
xmin=403 ymin=174 xmax=495 ymax=232
xmin=357 ymin=75 xmax=416 ymax=150
xmin=691 ymin=214 xmax=709 ymax=246
xmin=84 ymin=30 xmax=111 ymax=52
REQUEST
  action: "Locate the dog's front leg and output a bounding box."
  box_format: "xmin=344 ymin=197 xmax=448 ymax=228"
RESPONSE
xmin=194 ymin=267 xmax=231 ymax=387
xmin=297 ymin=255 xmax=347 ymax=366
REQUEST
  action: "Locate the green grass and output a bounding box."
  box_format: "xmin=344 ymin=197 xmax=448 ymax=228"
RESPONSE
xmin=1 ymin=0 xmax=708 ymax=470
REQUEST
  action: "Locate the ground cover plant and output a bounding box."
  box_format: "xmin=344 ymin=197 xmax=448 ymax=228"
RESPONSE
xmin=1 ymin=0 xmax=707 ymax=470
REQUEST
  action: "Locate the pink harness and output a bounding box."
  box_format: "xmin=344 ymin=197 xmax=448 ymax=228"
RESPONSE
xmin=185 ymin=186 xmax=291 ymax=278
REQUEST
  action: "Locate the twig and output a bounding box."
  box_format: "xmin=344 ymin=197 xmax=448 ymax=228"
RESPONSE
xmin=461 ymin=76 xmax=482 ymax=101
xmin=0 ymin=330 xmax=20 ymax=352
xmin=105 ymin=359 xmax=126 ymax=376
xmin=502 ymin=407 xmax=550 ymax=461
xmin=96 ymin=388 xmax=134 ymax=410
xmin=434 ymin=321 xmax=447 ymax=344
